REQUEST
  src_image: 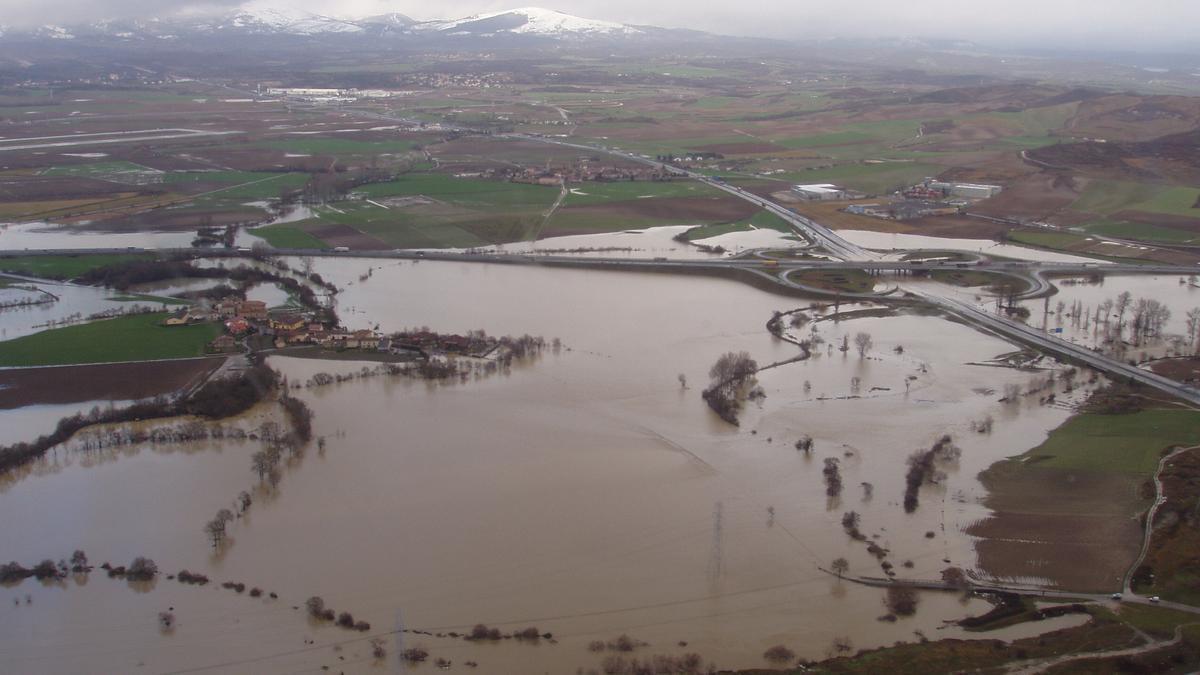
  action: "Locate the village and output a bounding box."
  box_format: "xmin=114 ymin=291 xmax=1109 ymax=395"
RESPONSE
xmin=167 ymin=298 xmax=503 ymax=361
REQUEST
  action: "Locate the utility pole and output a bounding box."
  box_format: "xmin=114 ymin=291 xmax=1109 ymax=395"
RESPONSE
xmin=394 ymin=608 xmax=404 ymax=672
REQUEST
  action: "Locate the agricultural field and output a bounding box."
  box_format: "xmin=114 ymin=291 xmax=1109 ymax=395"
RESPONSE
xmin=0 ymin=253 xmax=154 ymax=279
xmin=1070 ymin=180 xmax=1200 ymax=218
xmin=970 ymin=403 xmax=1200 ymax=593
xmin=0 ymin=312 xmax=220 ymax=367
xmin=246 ymin=222 xmax=329 ymax=249
xmin=680 ymin=209 xmax=792 ymax=241
xmin=1023 ymin=409 xmax=1200 ymax=475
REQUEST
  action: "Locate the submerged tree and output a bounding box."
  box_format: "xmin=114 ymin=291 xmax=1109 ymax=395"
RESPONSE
xmin=823 ymin=457 xmax=843 ymax=497
xmin=854 ymin=332 xmax=873 ymax=358
xmin=903 ymin=435 xmax=960 ymax=513
xmin=702 ymin=351 xmax=758 ymax=425
xmin=831 ymin=557 xmax=849 ymax=578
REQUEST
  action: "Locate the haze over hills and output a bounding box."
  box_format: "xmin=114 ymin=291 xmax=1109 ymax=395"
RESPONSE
xmin=0 ymin=5 xmax=654 ymax=41
xmin=0 ymin=3 xmax=1197 ymax=94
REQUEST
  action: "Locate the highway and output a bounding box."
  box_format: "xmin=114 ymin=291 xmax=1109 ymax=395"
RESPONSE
xmin=502 ymin=133 xmax=875 ymax=260
xmin=4 ymin=107 xmax=1198 ymax=402
xmin=316 ymin=106 xmax=878 ymax=262
xmin=921 ymin=292 xmax=1200 ymax=406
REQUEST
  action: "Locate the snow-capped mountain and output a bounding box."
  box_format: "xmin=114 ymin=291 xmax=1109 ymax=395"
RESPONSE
xmin=191 ymin=3 xmax=369 ymax=35
xmin=11 ymin=5 xmax=646 ymax=42
xmin=425 ymin=7 xmax=640 ymax=37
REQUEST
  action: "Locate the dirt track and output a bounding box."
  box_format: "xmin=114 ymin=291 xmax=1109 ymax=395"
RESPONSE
xmin=0 ymin=357 xmax=223 ymax=409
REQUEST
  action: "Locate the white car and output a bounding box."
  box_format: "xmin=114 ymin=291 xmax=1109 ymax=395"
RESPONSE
xmin=1149 ymin=596 xmax=1161 ymax=603
xmin=1110 ymin=593 xmax=1122 ymax=600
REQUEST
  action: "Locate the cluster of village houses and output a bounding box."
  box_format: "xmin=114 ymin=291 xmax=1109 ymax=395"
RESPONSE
xmin=454 ymin=160 xmax=676 ymax=186
xmin=166 ymin=299 xmax=483 ymax=358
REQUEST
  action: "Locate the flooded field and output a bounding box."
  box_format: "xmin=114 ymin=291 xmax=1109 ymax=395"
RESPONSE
xmin=0 ymin=259 xmax=1106 ymax=673
xmin=838 ymin=230 xmax=1106 ymax=264
xmin=244 ymin=282 xmax=291 ymax=308
xmin=0 ymin=278 xmax=158 ymax=341
xmin=1019 ymin=274 xmax=1200 ymax=344
xmin=0 ymin=221 xmax=196 ymax=250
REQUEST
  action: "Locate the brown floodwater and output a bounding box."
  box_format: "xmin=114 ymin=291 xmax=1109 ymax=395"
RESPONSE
xmin=1018 ymin=274 xmax=1200 ymax=344
xmin=0 ymin=259 xmax=1101 ymax=673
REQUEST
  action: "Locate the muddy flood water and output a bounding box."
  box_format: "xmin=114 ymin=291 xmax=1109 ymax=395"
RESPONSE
xmin=0 ymin=259 xmax=1113 ymax=673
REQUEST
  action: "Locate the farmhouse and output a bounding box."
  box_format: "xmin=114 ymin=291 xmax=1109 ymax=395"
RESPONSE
xmin=270 ymin=314 xmax=306 ymax=332
xmin=208 ymin=335 xmax=238 ymax=353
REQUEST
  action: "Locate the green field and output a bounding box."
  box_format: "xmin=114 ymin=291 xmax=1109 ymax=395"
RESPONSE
xmin=1078 ymin=219 xmax=1199 ymax=244
xmin=247 ymin=222 xmax=329 ymax=248
xmin=972 ymin=102 xmax=1079 ymax=138
xmin=1023 ymin=409 xmax=1200 ymax=475
xmin=559 ymin=180 xmax=717 ymax=206
xmin=358 ymin=174 xmax=558 ymax=209
xmin=777 ymin=130 xmax=875 ymax=149
xmin=783 ymin=162 xmax=943 ymax=195
xmin=1071 ymin=180 xmax=1200 ymax=218
xmin=1008 ymin=229 xmax=1090 ymax=250
xmin=682 ymin=209 xmax=791 ymax=241
xmin=187 ymin=172 xmax=311 ymax=202
xmin=264 ymin=138 xmax=421 ymax=156
xmin=0 ymin=312 xmax=221 ymax=367
xmin=43 ymin=161 xmax=164 ymax=185
xmin=0 ymin=253 xmax=153 ymax=280
xmin=289 ymin=175 xmax=563 ymax=248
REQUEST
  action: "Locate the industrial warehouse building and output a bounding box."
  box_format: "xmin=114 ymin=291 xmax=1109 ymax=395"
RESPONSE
xmin=792 ymin=183 xmax=848 ymax=200
xmin=926 ymin=180 xmax=1002 ymax=199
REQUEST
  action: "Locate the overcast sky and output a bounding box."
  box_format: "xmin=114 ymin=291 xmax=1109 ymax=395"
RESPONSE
xmin=4 ymin=0 xmax=1199 ymax=52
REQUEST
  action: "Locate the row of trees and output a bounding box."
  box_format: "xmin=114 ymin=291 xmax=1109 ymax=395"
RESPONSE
xmin=903 ymin=435 xmax=960 ymax=513
xmin=1050 ymin=291 xmax=1198 ymax=355
xmin=0 ymin=361 xmax=279 ymax=476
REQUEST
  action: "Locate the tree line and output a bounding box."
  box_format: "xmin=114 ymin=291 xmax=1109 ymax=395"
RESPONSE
xmin=0 ymin=360 xmax=279 ymax=476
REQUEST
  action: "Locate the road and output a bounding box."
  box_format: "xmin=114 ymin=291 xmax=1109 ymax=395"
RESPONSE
xmin=501 ymin=132 xmax=875 ymax=260
xmin=1124 ymin=445 xmax=1199 ymax=595
xmin=0 ymin=128 xmax=241 ymax=152
xmin=921 ymin=293 xmax=1200 ymax=406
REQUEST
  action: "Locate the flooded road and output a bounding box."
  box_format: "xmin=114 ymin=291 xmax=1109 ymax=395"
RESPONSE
xmin=0 ymin=258 xmax=1100 ymax=673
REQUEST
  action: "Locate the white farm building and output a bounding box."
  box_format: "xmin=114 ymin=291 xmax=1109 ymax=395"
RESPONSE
xmin=792 ymin=183 xmax=848 ymax=200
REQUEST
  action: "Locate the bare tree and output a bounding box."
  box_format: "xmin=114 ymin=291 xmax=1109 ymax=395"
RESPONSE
xmin=831 ymin=557 xmax=849 ymax=578
xmin=370 ymin=637 xmax=387 ymax=660
xmin=823 ymin=457 xmax=843 ymax=497
xmin=1115 ymin=291 xmax=1132 ymax=334
xmin=854 ymin=332 xmax=873 ymax=358
xmin=204 ymin=519 xmax=226 ymax=547
xmin=884 ymin=585 xmax=919 ymax=616
xmin=763 ymin=645 xmax=796 ymax=663
xmin=251 ymin=450 xmax=273 ymax=482
xmin=1188 ymin=308 xmax=1200 ymax=353
xmin=126 ymin=557 xmax=158 ymax=581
